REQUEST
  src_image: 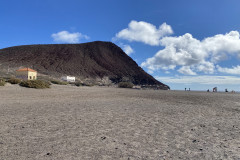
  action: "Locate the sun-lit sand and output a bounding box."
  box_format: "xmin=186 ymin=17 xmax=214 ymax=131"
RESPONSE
xmin=0 ymin=84 xmax=239 ymax=159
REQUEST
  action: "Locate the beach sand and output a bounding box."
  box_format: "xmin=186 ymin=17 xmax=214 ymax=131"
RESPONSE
xmin=0 ymin=84 xmax=239 ymax=159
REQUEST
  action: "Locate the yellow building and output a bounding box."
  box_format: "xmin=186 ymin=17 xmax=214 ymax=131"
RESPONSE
xmin=16 ymin=68 xmax=37 ymax=80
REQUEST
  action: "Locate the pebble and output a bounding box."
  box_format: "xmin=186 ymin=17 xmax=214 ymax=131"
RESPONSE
xmin=101 ymin=136 xmax=106 ymax=140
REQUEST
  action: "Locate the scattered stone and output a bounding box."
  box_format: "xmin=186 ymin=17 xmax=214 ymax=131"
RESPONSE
xmin=192 ymin=140 xmax=197 ymax=143
xmin=115 ymin=148 xmax=118 ymax=149
xmin=200 ymin=124 xmax=205 ymax=127
xmin=101 ymin=136 xmax=106 ymax=140
xmin=224 ymin=153 xmax=228 ymax=158
xmin=199 ymin=149 xmax=203 ymax=151
xmin=124 ymin=143 xmax=126 ymax=145
xmin=46 ymin=153 xmax=52 ymax=156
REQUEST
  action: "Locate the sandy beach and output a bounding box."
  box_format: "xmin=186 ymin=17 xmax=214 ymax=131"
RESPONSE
xmin=0 ymin=84 xmax=240 ymax=160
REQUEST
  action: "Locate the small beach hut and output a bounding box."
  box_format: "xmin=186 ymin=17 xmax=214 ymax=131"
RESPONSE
xmin=16 ymin=68 xmax=37 ymax=80
xmin=61 ymin=76 xmax=75 ymax=82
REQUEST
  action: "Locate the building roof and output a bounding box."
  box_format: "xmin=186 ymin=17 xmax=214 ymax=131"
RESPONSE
xmin=16 ymin=68 xmax=37 ymax=72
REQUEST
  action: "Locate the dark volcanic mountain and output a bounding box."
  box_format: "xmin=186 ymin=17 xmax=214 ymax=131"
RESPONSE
xmin=0 ymin=41 xmax=169 ymax=89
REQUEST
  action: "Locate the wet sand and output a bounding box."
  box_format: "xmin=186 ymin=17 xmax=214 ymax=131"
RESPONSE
xmin=0 ymin=84 xmax=240 ymax=159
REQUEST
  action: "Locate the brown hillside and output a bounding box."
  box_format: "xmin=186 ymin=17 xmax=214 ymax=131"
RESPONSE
xmin=0 ymin=41 xmax=169 ymax=89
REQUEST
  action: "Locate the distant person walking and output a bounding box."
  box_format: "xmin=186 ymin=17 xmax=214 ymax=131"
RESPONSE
xmin=185 ymin=88 xmax=187 ymax=91
xmin=213 ymin=87 xmax=217 ymax=92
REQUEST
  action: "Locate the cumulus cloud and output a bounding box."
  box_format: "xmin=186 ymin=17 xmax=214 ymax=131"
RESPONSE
xmin=121 ymin=44 xmax=134 ymax=55
xmin=203 ymin=31 xmax=240 ymax=63
xmin=195 ymin=61 xmax=215 ymax=74
xmin=141 ymin=33 xmax=207 ymax=70
xmin=217 ymin=65 xmax=240 ymax=75
xmin=178 ymin=66 xmax=197 ymax=75
xmin=115 ymin=20 xmax=173 ymax=46
xmin=51 ymin=31 xmax=89 ymax=43
xmin=141 ymin=31 xmax=240 ymax=75
xmin=156 ymin=76 xmax=240 ymax=85
xmin=114 ymin=21 xmax=240 ymax=76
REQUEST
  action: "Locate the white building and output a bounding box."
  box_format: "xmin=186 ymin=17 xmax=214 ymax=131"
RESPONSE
xmin=61 ymin=76 xmax=75 ymax=82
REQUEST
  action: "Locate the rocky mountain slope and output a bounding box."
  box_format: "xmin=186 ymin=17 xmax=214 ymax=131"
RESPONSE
xmin=0 ymin=41 xmax=169 ymax=89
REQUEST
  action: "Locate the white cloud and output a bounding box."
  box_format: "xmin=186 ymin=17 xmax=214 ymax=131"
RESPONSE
xmin=156 ymin=76 xmax=240 ymax=85
xmin=141 ymin=31 xmax=240 ymax=75
xmin=115 ymin=21 xmax=240 ymax=76
xmin=141 ymin=33 xmax=207 ymax=69
xmin=195 ymin=61 xmax=215 ymax=74
xmin=203 ymin=31 xmax=240 ymax=63
xmin=115 ymin=20 xmax=173 ymax=46
xmin=121 ymin=44 xmax=134 ymax=55
xmin=51 ymin=31 xmax=89 ymax=43
xmin=178 ymin=66 xmax=197 ymax=75
xmin=147 ymin=70 xmax=154 ymax=74
xmin=217 ymin=65 xmax=240 ymax=75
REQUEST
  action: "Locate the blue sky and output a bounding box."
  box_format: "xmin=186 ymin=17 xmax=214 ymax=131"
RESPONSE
xmin=1 ymin=0 xmax=240 ymax=91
